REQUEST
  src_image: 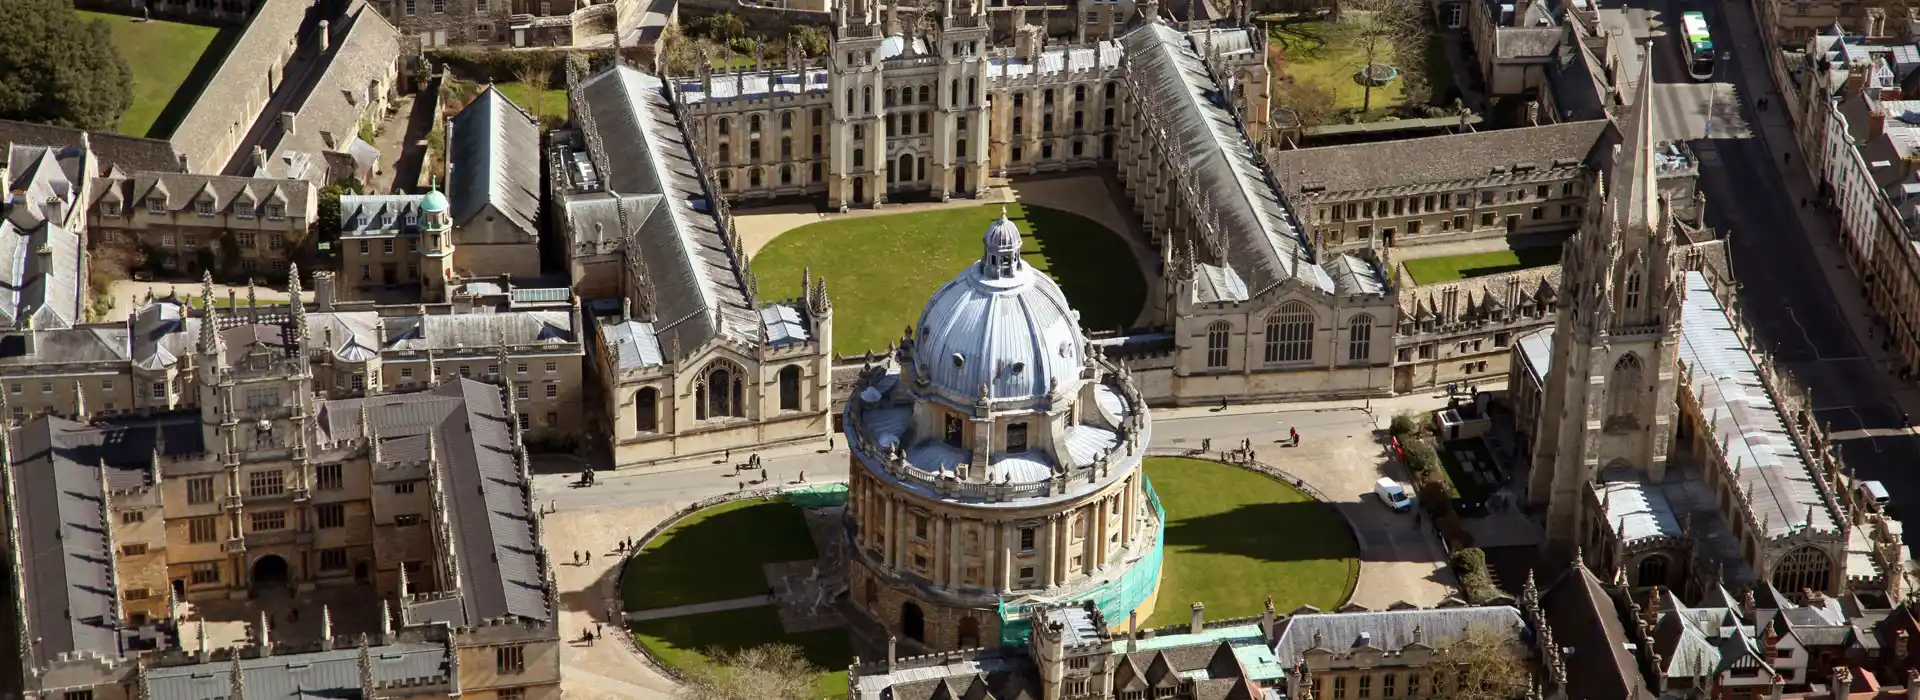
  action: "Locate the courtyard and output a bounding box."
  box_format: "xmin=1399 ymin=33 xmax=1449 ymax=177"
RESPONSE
xmin=751 ymin=203 xmax=1146 ymax=356
xmin=1402 ymin=245 xmax=1563 ymax=284
xmin=78 ymin=10 xmax=235 ymax=138
xmin=1264 ymin=14 xmax=1455 ymax=122
xmin=1143 ymin=456 xmax=1359 ymax=626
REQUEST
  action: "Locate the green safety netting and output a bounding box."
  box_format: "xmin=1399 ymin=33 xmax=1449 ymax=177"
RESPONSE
xmin=996 ymin=475 xmax=1167 ymax=647
xmin=785 ymin=482 xmax=850 ymax=509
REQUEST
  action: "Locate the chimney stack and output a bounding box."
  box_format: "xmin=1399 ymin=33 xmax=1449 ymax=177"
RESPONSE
xmin=1189 ymin=603 xmax=1205 ymax=634
xmin=252 ymin=146 xmax=267 ymax=170
xmin=314 ymin=271 xmax=336 ymax=311
xmin=1127 ymin=611 xmax=1138 ymax=653
xmin=319 ymin=20 xmax=331 ymax=51
xmin=281 ymin=111 xmax=297 ymax=136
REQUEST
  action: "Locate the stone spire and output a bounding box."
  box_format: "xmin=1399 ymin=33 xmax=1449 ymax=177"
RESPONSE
xmin=288 ymin=263 xmax=306 ymax=349
xmin=321 ymin=605 xmax=334 ymax=650
xmin=229 ymin=648 xmax=246 ymax=700
xmin=198 ymin=271 xmax=219 ymax=354
xmin=1613 ymin=49 xmax=1661 ymax=236
xmin=258 ymin=610 xmax=271 ymax=655
xmin=70 ymin=380 xmax=86 ymax=422
xmin=359 ymin=635 xmax=376 ymax=700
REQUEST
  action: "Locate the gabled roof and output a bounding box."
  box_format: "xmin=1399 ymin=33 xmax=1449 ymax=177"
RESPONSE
xmin=1541 ymin=559 xmax=1653 ymax=700
xmin=145 ymin=642 xmax=450 ymax=700
xmin=448 ymin=86 xmax=542 ymax=242
xmin=93 ymin=174 xmax=312 ymax=218
xmin=1271 ymin=120 xmax=1607 ymax=197
xmin=1272 ymin=606 xmax=1526 ymax=663
xmin=167 ymin=0 xmax=311 ymax=173
xmin=0 ymin=217 xmax=83 ymax=330
xmin=0 ymin=118 xmax=182 ymax=174
xmin=339 ymin=194 xmax=427 ymax=238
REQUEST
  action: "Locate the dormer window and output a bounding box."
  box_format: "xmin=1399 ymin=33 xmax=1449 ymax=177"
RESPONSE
xmin=265 ymin=203 xmax=285 ymax=220
xmin=382 ymin=212 xmax=395 ymax=228
xmin=236 ymin=201 xmax=256 ymax=219
xmin=147 ymin=198 xmax=166 ymax=215
xmin=405 ymin=211 xmax=418 ymax=226
xmin=194 ymin=199 xmax=214 ymax=217
xmin=102 ymin=202 xmax=121 ymax=218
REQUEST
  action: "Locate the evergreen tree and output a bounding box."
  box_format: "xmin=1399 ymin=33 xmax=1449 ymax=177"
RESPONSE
xmin=0 ymin=0 xmax=134 ymax=132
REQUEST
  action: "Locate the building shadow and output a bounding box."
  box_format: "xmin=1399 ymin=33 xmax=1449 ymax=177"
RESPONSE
xmin=1161 ymin=500 xmax=1362 ymax=563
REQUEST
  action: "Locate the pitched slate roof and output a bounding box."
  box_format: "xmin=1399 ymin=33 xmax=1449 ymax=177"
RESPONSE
xmin=1272 ymin=606 xmax=1526 ymax=663
xmin=6 ymin=417 xmax=130 ymax=663
xmin=1271 ymin=120 xmax=1608 ymax=197
xmin=448 ymin=86 xmax=542 ymax=243
xmin=1541 ymin=560 xmax=1652 ymax=700
xmin=567 ymin=66 xmax=757 ymax=353
xmin=338 ymin=194 xmax=428 ymax=238
xmin=145 ymin=642 xmax=450 ymax=700
xmin=238 ymin=4 xmax=399 ymax=183
xmin=314 ymin=380 xmax=548 ymax=623
xmin=0 ymin=217 xmax=84 ymax=330
xmin=92 ymin=174 xmax=310 ymax=219
xmin=168 ymin=0 xmax=311 ymax=173
xmin=1120 ymin=23 xmax=1327 ymax=297
xmin=0 ymin=119 xmax=182 ymax=174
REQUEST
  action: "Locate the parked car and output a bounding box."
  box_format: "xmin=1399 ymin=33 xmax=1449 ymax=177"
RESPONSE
xmin=1858 ymin=480 xmax=1891 ymax=510
xmin=1373 ymin=477 xmax=1415 ymax=512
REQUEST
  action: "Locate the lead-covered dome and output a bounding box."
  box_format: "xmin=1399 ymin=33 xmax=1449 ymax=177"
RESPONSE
xmin=913 ymin=211 xmax=1085 ymax=406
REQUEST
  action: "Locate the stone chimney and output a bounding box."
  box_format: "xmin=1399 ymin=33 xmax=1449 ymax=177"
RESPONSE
xmin=281 ymin=111 xmax=297 ymax=136
xmin=319 ymin=20 xmax=331 ymax=52
xmin=1127 ymin=611 xmax=1138 ymax=653
xmin=313 ymin=271 xmax=336 ymax=311
xmin=252 ymin=146 xmax=267 ymax=170
xmin=1189 ymin=603 xmax=1205 ymax=634
xmin=1835 ymin=665 xmax=1854 ymax=696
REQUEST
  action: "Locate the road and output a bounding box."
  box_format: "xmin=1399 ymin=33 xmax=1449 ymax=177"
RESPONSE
xmin=1607 ymin=0 xmax=1920 ymax=551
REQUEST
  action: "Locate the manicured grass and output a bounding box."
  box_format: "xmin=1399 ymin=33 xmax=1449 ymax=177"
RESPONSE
xmin=487 ymin=82 xmax=568 ymax=128
xmin=752 ymin=204 xmax=1145 ymax=357
xmin=621 ymin=499 xmax=819 ymax=609
xmin=1401 ymin=246 xmax=1563 ymax=284
xmin=78 ymin=11 xmax=234 ymax=138
xmin=1144 ymin=457 xmax=1357 ymax=626
xmin=1269 ymin=19 xmax=1404 ymax=112
xmin=1435 ymin=438 xmax=1505 ymax=516
xmin=633 ymin=606 xmax=852 ymax=699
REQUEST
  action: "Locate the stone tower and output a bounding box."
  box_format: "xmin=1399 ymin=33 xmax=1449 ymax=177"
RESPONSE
xmin=828 ymin=0 xmax=888 ymax=209
xmin=1528 ymin=53 xmax=1685 ymax=557
xmin=419 ymin=184 xmax=454 ymax=301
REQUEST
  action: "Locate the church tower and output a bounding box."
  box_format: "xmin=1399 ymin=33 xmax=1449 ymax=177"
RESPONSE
xmin=1528 ymin=53 xmax=1686 ymax=557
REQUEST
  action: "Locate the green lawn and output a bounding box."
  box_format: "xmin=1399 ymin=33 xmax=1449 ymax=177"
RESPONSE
xmin=752 ymin=204 xmax=1145 ymax=357
xmin=78 ymin=11 xmax=234 ymax=138
xmin=1401 ymin=247 xmax=1563 ymax=285
xmin=621 ymin=499 xmax=819 ymax=610
xmin=485 ymin=81 xmax=568 ymax=129
xmin=1268 ymin=19 xmax=1403 ymax=113
xmin=1145 ymin=457 xmax=1358 ymax=626
xmin=633 ymin=606 xmax=852 ymax=700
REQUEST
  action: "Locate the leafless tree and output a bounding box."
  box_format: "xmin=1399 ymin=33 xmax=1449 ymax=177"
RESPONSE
xmin=511 ymin=54 xmax=557 ymax=125
xmin=1334 ymin=0 xmax=1427 ymax=111
xmin=1274 ymin=75 xmax=1339 ymax=127
xmin=1428 ymin=625 xmax=1533 ymax=700
xmin=679 ymin=644 xmax=819 ymax=700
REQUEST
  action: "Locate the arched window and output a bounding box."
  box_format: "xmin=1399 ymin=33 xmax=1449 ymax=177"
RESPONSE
xmin=863 ymin=86 xmax=873 ymax=113
xmin=885 ymin=87 xmax=897 ymax=106
xmin=967 ymin=77 xmax=977 ymax=104
xmin=717 ymin=171 xmax=732 ymax=191
xmin=1625 ymin=269 xmax=1642 ymax=310
xmin=919 ymin=85 xmax=930 ymax=103
xmin=901 ymin=87 xmax=913 ymax=105
xmin=853 ymin=148 xmax=865 ymax=167
xmin=778 ymin=365 xmax=802 ymax=410
xmin=1263 ymin=302 xmax=1314 ymax=363
xmin=718 ymin=117 xmax=731 ymax=136
xmin=950 ymin=80 xmax=960 ymax=106
xmin=635 ymin=387 xmax=658 ymax=432
xmin=898 ymin=153 xmax=914 ymax=182
xmin=1105 ymin=81 xmax=1116 ymax=99
xmin=1104 ymin=107 xmax=1114 ymax=127
xmin=1074 ymin=85 xmax=1085 ymax=101
xmin=1773 ymin=546 xmax=1833 ymax=596
xmin=1636 ymin=554 xmax=1668 ymax=587
xmin=749 ymin=114 xmax=762 ymax=132
xmin=845 ymin=88 xmax=855 ymax=113
xmin=780 ymin=165 xmax=793 ymax=185
xmin=781 ymin=111 xmax=793 ymax=129
xmin=749 ymin=168 xmax=763 ymax=188
xmin=1205 ymin=321 xmax=1231 ymax=368
xmin=1347 ymin=314 xmax=1374 ymax=362
xmin=1608 ymin=354 xmax=1642 ymax=424
xmin=1044 ymin=88 xmax=1055 ymax=105
xmin=699 ymin=359 xmax=746 ymax=419
xmin=718 ymin=142 xmax=731 ymax=164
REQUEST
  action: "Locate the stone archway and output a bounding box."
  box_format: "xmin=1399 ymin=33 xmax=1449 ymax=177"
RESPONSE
xmin=902 ymin=601 xmax=926 ymax=643
xmin=1636 ymin=553 xmax=1669 ymax=588
xmin=957 ymin=616 xmax=981 ymax=648
xmin=251 ymin=554 xmax=290 ymax=590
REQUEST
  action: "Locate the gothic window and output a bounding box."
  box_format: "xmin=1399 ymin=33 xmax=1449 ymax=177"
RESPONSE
xmin=780 ymin=166 xmax=793 ymax=185
xmin=862 ymin=86 xmax=872 ymax=113
xmin=718 ymin=142 xmax=731 ymax=164
xmin=1773 ymin=546 xmax=1833 ymax=595
xmin=1044 ymin=88 xmax=1055 ymax=105
xmin=885 ymin=87 xmax=897 ymax=106
xmin=781 ymin=137 xmax=792 ymax=159
xmin=919 ymin=86 xmax=931 ymax=103
xmin=635 ymin=387 xmax=658 ymax=432
xmin=1625 ymin=269 xmax=1642 ymax=310
xmin=750 ymin=168 xmax=763 ymax=188
xmin=1263 ymin=302 xmax=1314 ymax=363
xmin=845 ymin=88 xmax=855 ymax=113
xmin=1636 ymin=554 xmax=1668 ymax=587
xmin=950 ymin=80 xmax=960 ymax=107
xmin=1347 ymin=314 xmax=1374 ymax=362
xmin=1205 ymin=321 xmax=1231 ymax=369
xmin=718 ymin=117 xmax=731 ymax=136
xmin=697 ymin=359 xmax=746 ymax=419
xmin=781 ymin=111 xmax=793 ymax=130
xmin=1607 ymin=354 xmax=1642 ymax=425
xmin=717 ymin=171 xmax=732 ymax=191
xmin=778 ymin=365 xmax=802 ymax=410
xmin=854 ymin=148 xmax=865 ymax=167
xmin=1074 ymin=85 xmax=1085 ymax=101
xmin=749 ymin=114 xmax=762 ymax=132
xmin=967 ymin=78 xmax=977 ymax=105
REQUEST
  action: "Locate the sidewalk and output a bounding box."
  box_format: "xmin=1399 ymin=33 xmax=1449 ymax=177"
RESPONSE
xmin=1720 ymin=0 xmax=1920 ymax=422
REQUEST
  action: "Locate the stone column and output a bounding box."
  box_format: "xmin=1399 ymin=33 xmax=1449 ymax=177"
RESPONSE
xmin=1121 ymin=477 xmax=1135 ymax=545
xmin=932 ymin=511 xmax=946 ymax=587
xmin=884 ymin=495 xmax=898 ymax=569
xmin=1097 ymin=496 xmax=1111 ymax=569
xmin=1044 ymin=515 xmax=1059 ymax=588
xmin=948 ymin=517 xmax=963 ymax=587
xmin=999 ymin=522 xmax=1013 ymax=591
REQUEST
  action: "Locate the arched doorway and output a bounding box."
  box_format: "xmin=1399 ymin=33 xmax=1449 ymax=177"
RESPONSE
xmin=957 ymin=616 xmax=981 ymax=648
xmin=1636 ymin=554 xmax=1669 ymax=588
xmin=852 ymin=177 xmax=866 ymax=205
xmin=251 ymin=554 xmax=290 ymax=590
xmin=898 ymin=153 xmax=915 ymax=185
xmin=902 ymin=601 xmax=926 ymax=643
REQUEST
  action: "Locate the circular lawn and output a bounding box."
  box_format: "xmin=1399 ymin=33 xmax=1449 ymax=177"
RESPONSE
xmin=1144 ymin=457 xmax=1359 ymax=626
xmin=751 ymin=203 xmax=1147 ymax=357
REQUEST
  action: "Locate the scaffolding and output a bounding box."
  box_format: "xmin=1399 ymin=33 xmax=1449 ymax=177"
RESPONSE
xmin=996 ymin=476 xmax=1167 ymax=647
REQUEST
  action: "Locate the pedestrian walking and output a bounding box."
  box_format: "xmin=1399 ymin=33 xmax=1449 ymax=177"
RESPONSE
xmin=829 ymin=436 xmax=836 ymax=450
xmin=1219 ymin=396 xmax=1228 ymax=411
xmin=595 ymin=623 xmax=603 ymax=637
xmin=761 ymin=468 xmax=768 ymax=482
xmin=738 ymin=480 xmax=745 ymax=491
xmin=586 ymin=551 xmax=592 ymax=564
xmin=573 ymin=551 xmax=580 ymax=566
xmin=800 ymin=470 xmax=807 ymax=482
xmin=1201 ymin=438 xmax=1212 ymax=452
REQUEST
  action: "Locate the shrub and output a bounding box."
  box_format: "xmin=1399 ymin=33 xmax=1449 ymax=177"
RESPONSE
xmin=1451 ymin=548 xmax=1502 ymax=604
xmin=1389 ymin=411 xmax=1422 ymax=438
xmin=1402 ymin=438 xmax=1441 ymax=477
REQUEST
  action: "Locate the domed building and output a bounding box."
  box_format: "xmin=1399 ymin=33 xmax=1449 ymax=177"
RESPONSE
xmin=842 ymin=211 xmax=1161 ymax=652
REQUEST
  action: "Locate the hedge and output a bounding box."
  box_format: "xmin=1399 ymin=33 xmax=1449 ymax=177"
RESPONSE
xmin=1450 ymin=547 xmax=1502 ymax=604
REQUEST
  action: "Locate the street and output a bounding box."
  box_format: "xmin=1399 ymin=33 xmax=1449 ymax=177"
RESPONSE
xmin=1606 ymin=0 xmax=1920 ymax=550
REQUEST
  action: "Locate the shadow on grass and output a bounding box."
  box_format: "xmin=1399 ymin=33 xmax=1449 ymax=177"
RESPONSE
xmin=145 ymin=24 xmax=243 ymax=139
xmin=1162 ymin=500 xmax=1359 ymax=563
xmin=1452 ymin=246 xmax=1564 ymax=278
xmin=632 ymin=606 xmax=852 ymax=700
xmin=620 ymin=499 xmax=818 ymax=610
xmin=1018 ymin=205 xmax=1147 ymax=333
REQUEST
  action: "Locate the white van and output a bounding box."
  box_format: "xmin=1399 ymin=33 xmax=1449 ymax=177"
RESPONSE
xmin=1858 ymin=480 xmax=1892 ymax=510
xmin=1374 ymin=478 xmax=1415 ymax=512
